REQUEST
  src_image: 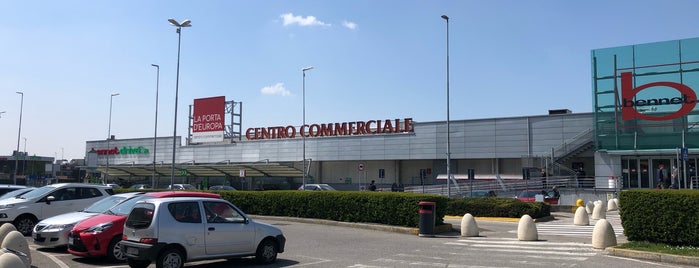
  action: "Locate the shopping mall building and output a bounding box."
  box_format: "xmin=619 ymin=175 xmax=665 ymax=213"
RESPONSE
xmin=84 ymin=37 xmax=699 ymax=191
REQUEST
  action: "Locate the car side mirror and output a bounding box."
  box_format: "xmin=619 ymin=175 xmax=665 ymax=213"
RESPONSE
xmin=46 ymin=196 xmax=55 ymax=204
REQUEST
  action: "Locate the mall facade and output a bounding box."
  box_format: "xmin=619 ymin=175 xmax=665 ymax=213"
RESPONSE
xmin=85 ymin=37 xmax=699 ymax=191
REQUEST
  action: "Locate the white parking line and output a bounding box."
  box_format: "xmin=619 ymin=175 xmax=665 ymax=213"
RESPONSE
xmin=32 ymin=249 xmax=70 ymax=268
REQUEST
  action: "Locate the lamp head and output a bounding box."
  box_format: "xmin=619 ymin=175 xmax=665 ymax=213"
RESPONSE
xmin=151 ymin=64 xmax=159 ymax=67
xmin=441 ymin=15 xmax=449 ymax=21
xmin=302 ymin=66 xmax=314 ymax=72
xmin=180 ymin=20 xmax=192 ymax=27
xmin=111 ymin=93 xmax=120 ymax=97
xmin=16 ymin=91 xmax=23 ymax=95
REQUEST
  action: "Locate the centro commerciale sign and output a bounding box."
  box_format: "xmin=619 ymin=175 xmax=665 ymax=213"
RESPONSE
xmin=92 ymin=146 xmax=150 ymax=155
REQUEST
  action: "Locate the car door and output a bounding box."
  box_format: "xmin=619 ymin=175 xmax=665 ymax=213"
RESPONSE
xmin=39 ymin=187 xmax=79 ymax=219
xmin=203 ymin=201 xmax=256 ymax=255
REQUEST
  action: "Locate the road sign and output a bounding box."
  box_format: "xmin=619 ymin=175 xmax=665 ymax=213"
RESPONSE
xmin=180 ymin=168 xmax=187 ymax=176
xmin=240 ymin=169 xmax=246 ymax=177
xmin=358 ymin=163 xmax=365 ymax=171
xmin=682 ymin=147 xmax=689 ymax=161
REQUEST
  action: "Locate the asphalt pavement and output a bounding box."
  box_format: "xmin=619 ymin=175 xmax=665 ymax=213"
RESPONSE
xmin=23 ymin=209 xmax=699 ymax=267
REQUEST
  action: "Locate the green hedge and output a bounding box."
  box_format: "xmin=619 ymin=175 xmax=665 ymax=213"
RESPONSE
xmin=115 ymin=189 xmax=550 ymax=227
xmin=619 ymin=190 xmax=699 ymax=246
xmin=445 ymin=197 xmax=551 ymax=218
xmin=116 ymin=189 xmax=448 ymax=228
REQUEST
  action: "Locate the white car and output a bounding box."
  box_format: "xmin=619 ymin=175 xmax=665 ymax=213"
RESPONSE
xmin=119 ymin=197 xmax=286 ymax=268
xmin=32 ymin=192 xmax=143 ymax=247
xmin=0 ymin=183 xmax=114 ymax=235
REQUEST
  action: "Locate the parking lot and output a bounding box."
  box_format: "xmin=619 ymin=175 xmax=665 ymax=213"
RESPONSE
xmin=27 ymin=211 xmax=693 ymax=268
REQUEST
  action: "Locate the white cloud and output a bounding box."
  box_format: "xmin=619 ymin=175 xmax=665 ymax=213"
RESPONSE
xmin=261 ymin=83 xmax=291 ymax=96
xmin=342 ymin=20 xmax=358 ymax=30
xmin=280 ymin=13 xmax=330 ymax=27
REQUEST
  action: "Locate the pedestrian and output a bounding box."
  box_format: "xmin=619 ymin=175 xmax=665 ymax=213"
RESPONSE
xmin=369 ymin=180 xmax=377 ymax=191
xmin=656 ymin=164 xmax=667 ymax=189
xmin=391 ymin=182 xmax=398 ymax=192
xmin=551 ymin=185 xmax=560 ymax=198
xmin=671 ymin=165 xmax=679 ymax=189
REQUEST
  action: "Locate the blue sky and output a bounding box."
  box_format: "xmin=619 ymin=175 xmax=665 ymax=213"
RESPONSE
xmin=2 ymin=0 xmax=699 ymax=161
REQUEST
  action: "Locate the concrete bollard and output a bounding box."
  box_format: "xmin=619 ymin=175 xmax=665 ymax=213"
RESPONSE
xmin=592 ymin=200 xmax=606 ymax=220
xmin=0 ymin=223 xmax=17 ymax=245
xmin=0 ymin=252 xmax=25 ymax=268
xmin=592 ymin=219 xmax=617 ymax=249
xmin=585 ymin=201 xmax=594 ymax=214
xmin=607 ymin=199 xmax=618 ymax=211
xmin=573 ymin=206 xmax=589 ymax=226
xmin=517 ymin=214 xmax=538 ymax=241
xmin=460 ymin=213 xmax=479 ymax=237
xmin=613 ymin=198 xmax=620 ymax=208
xmin=1 ymin=231 xmax=31 ymax=268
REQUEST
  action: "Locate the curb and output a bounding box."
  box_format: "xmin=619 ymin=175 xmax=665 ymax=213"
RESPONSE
xmin=606 ymin=247 xmax=699 ymax=267
xmin=252 ymin=215 xmax=452 ymax=235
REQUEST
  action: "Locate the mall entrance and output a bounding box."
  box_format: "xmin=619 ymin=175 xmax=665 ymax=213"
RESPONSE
xmin=622 ymin=156 xmax=698 ymax=189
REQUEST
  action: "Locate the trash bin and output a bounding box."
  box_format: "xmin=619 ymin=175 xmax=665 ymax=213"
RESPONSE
xmin=418 ymin=201 xmax=436 ymax=237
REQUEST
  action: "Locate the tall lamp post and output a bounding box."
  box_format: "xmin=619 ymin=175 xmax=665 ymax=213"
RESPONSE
xmin=105 ymin=93 xmax=119 ymax=184
xmin=151 ymin=63 xmax=160 ymax=188
xmin=302 ymin=66 xmax=313 ymax=188
xmin=441 ymin=15 xmax=452 ymax=197
xmin=14 ymin=91 xmax=24 ymax=185
xmin=168 ymin=18 xmax=191 ymax=189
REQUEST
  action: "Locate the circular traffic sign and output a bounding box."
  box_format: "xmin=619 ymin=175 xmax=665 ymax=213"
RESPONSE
xmin=358 ymin=163 xmax=364 ymax=171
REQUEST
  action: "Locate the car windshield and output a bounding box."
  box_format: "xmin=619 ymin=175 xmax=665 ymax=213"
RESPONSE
xmin=518 ymin=191 xmax=538 ymax=198
xmin=106 ymin=195 xmax=151 ymax=216
xmin=0 ymin=188 xmax=33 ymax=200
xmin=82 ymin=194 xmax=131 ymax=213
xmin=17 ymin=186 xmax=56 ymax=199
xmin=318 ymin=185 xmax=335 ymax=190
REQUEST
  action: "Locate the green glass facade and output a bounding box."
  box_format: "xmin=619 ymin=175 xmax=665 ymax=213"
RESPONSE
xmin=592 ymin=38 xmax=699 ymax=152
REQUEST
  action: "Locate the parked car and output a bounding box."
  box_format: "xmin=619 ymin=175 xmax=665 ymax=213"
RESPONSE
xmin=208 ymin=185 xmax=236 ymax=190
xmin=166 ymin=184 xmax=196 ymax=190
xmin=104 ymin=184 xmax=122 ymax=189
xmin=515 ymin=190 xmax=559 ymax=205
xmin=68 ymin=191 xmax=221 ymax=262
xmin=0 ymin=184 xmax=29 ymax=196
xmin=0 ymin=187 xmax=35 ymax=201
xmin=32 ymin=192 xmax=144 ymax=248
xmin=129 ymin=184 xmax=151 ymax=190
xmin=463 ymin=190 xmax=497 ymax=198
xmin=120 ymin=196 xmax=286 ymax=268
xmin=0 ymin=183 xmax=114 ymax=235
xmin=297 ymin=184 xmax=336 ymax=191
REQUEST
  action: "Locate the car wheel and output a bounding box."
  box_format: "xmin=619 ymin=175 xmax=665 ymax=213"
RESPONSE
xmin=156 ymin=248 xmax=184 ymax=268
xmin=13 ymin=215 xmax=36 ymax=236
xmin=255 ymin=239 xmax=278 ymax=264
xmin=107 ymin=236 xmax=126 ymax=262
xmin=127 ymin=258 xmax=151 ymax=268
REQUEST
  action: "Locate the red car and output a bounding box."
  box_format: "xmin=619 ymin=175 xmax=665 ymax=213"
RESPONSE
xmin=515 ymin=190 xmax=559 ymax=205
xmin=67 ymin=191 xmax=220 ymax=262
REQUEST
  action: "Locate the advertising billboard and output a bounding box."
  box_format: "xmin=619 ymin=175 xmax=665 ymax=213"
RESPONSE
xmin=192 ymin=96 xmax=225 ymax=143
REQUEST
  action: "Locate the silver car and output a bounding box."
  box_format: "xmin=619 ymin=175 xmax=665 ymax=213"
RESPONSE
xmin=120 ymin=197 xmax=285 ymax=268
xmin=32 ymin=192 xmax=143 ymax=247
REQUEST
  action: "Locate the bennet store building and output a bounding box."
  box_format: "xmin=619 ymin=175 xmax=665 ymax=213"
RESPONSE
xmin=85 ymin=37 xmax=699 ymax=191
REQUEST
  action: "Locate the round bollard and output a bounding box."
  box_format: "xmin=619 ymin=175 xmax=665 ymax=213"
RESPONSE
xmin=1 ymin=231 xmax=31 ymax=267
xmin=460 ymin=213 xmax=479 ymax=237
xmin=613 ymin=198 xmax=620 ymax=208
xmin=607 ymin=199 xmax=618 ymax=211
xmin=573 ymin=206 xmax=589 ymax=226
xmin=0 ymin=223 xmax=17 ymax=245
xmin=592 ymin=200 xmax=607 ymax=220
xmin=0 ymin=252 xmax=25 ymax=268
xmin=576 ymin=199 xmax=584 ymax=207
xmin=585 ymin=201 xmax=594 ymax=214
xmin=592 ymin=219 xmax=617 ymax=249
xmin=517 ymin=215 xmax=538 ymax=241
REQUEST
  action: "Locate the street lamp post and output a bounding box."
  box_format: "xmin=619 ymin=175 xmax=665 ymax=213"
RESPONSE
xmin=302 ymin=66 xmax=313 ymax=188
xmin=22 ymin=137 xmax=27 ymax=176
xmin=14 ymin=91 xmax=24 ymax=185
xmin=151 ymin=64 xmax=160 ymax=188
xmin=441 ymin=15 xmax=452 ymax=198
xmin=168 ymin=18 xmax=191 ymax=189
xmin=106 ymin=93 xmax=119 ymax=184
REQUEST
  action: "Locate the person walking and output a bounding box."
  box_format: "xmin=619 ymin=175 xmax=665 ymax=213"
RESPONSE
xmin=369 ymin=180 xmax=377 ymax=191
xmin=656 ymin=164 xmax=668 ymax=189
